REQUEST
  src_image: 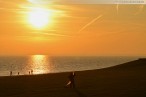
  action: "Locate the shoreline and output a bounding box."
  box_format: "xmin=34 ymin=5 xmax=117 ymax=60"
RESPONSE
xmin=0 ymin=56 xmax=140 ymax=77
xmin=0 ymin=58 xmax=146 ymax=97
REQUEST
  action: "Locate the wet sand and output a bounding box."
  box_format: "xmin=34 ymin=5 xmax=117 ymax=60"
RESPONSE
xmin=0 ymin=58 xmax=146 ymax=97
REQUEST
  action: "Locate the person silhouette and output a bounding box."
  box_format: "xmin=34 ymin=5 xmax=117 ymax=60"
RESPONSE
xmin=31 ymin=69 xmax=33 ymax=74
xmin=65 ymin=72 xmax=76 ymax=88
xmin=10 ymin=71 xmax=12 ymax=76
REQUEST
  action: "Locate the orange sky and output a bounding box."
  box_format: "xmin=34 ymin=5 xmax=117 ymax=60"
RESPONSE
xmin=0 ymin=0 xmax=146 ymax=56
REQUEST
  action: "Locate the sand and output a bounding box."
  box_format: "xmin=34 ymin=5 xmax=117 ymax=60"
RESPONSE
xmin=0 ymin=58 xmax=146 ymax=97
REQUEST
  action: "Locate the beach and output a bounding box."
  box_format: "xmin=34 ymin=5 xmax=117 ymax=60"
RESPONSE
xmin=0 ymin=58 xmax=146 ymax=97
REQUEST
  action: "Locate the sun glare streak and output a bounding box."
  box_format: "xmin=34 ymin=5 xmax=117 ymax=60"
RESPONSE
xmin=30 ymin=55 xmax=50 ymax=74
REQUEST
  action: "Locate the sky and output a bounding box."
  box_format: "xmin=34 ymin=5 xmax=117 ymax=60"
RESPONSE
xmin=0 ymin=0 xmax=146 ymax=56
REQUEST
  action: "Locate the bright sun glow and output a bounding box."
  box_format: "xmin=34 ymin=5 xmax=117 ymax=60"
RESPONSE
xmin=28 ymin=0 xmax=52 ymax=4
xmin=28 ymin=7 xmax=52 ymax=29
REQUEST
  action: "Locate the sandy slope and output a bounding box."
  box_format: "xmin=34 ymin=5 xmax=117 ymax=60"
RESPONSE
xmin=0 ymin=58 xmax=146 ymax=97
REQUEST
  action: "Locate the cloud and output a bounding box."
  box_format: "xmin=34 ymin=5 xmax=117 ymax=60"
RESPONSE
xmin=135 ymin=4 xmax=144 ymax=15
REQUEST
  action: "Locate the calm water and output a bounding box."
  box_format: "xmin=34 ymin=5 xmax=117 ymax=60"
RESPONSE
xmin=0 ymin=55 xmax=140 ymax=76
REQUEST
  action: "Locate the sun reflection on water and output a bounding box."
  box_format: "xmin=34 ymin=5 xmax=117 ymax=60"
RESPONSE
xmin=30 ymin=55 xmax=50 ymax=74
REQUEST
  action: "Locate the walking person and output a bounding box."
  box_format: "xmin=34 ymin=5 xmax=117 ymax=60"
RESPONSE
xmin=65 ymin=72 xmax=76 ymax=88
xmin=10 ymin=71 xmax=12 ymax=76
xmin=31 ymin=69 xmax=33 ymax=75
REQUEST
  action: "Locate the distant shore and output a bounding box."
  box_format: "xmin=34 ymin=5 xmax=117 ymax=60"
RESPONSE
xmin=0 ymin=56 xmax=139 ymax=76
xmin=0 ymin=58 xmax=146 ymax=97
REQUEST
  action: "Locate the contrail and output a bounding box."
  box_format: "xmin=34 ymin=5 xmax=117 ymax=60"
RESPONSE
xmin=78 ymin=15 xmax=102 ymax=33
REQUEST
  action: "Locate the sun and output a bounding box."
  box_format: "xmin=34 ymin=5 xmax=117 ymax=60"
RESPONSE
xmin=28 ymin=0 xmax=53 ymax=4
xmin=28 ymin=7 xmax=52 ymax=29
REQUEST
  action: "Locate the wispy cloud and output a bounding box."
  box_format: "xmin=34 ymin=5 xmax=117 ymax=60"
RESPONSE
xmin=30 ymin=30 xmax=73 ymax=37
xmin=135 ymin=4 xmax=144 ymax=15
xmin=41 ymin=32 xmax=73 ymax=37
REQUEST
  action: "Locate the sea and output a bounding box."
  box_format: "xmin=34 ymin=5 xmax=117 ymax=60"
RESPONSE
xmin=0 ymin=55 xmax=143 ymax=76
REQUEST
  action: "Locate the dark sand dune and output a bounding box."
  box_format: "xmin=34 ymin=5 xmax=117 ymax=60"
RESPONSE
xmin=107 ymin=58 xmax=146 ymax=70
xmin=0 ymin=58 xmax=146 ymax=97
